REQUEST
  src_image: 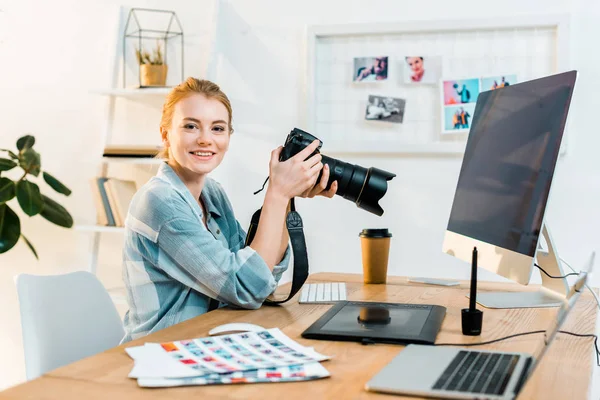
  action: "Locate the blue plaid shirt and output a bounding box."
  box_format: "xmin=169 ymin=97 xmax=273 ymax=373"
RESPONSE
xmin=121 ymin=163 xmax=290 ymax=343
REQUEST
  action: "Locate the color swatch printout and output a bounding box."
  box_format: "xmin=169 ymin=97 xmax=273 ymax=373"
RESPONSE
xmin=126 ymin=328 xmax=331 ymax=380
xmin=136 ymin=362 xmax=330 ymax=387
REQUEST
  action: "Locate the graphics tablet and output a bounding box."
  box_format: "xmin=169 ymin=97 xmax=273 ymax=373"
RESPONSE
xmin=301 ymin=301 xmax=446 ymax=345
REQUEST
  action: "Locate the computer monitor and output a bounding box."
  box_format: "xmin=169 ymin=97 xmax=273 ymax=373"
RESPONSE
xmin=442 ymin=71 xmax=577 ymax=309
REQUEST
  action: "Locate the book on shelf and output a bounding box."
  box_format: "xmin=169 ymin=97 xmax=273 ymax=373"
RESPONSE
xmin=90 ymin=177 xmax=137 ymax=227
xmin=89 ymin=177 xmax=115 ymax=226
xmin=103 ymin=144 xmax=163 ymax=158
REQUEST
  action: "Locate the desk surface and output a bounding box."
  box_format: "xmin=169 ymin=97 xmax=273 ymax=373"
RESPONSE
xmin=1 ymin=273 xmax=598 ymax=400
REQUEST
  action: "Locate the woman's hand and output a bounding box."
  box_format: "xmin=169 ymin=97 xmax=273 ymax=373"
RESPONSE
xmin=267 ymin=140 xmax=324 ymax=201
xmin=299 ymin=163 xmax=338 ymax=198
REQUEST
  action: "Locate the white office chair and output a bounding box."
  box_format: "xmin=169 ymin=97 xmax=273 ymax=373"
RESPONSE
xmin=15 ymin=271 xmax=125 ymax=380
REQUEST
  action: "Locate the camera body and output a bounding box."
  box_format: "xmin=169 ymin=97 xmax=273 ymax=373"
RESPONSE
xmin=279 ymin=128 xmax=396 ymax=216
xmin=280 ymin=128 xmax=322 ymax=162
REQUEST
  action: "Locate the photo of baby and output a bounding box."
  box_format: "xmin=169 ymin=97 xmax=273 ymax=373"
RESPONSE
xmin=353 ymin=56 xmax=389 ymax=82
xmin=443 ymin=78 xmax=480 ymax=105
xmin=403 ymin=56 xmax=442 ymax=84
xmin=365 ymin=95 xmax=406 ymax=123
xmin=481 ymin=74 xmax=517 ymax=91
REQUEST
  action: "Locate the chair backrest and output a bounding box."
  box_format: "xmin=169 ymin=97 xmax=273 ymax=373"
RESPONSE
xmin=15 ymin=271 xmax=125 ymax=380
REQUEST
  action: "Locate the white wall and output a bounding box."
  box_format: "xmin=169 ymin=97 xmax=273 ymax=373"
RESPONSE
xmin=210 ymin=0 xmax=600 ymax=288
xmin=0 ymin=0 xmax=599 ymax=393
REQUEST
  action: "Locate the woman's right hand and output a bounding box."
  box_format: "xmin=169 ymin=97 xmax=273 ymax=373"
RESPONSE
xmin=267 ymin=140 xmax=323 ymax=201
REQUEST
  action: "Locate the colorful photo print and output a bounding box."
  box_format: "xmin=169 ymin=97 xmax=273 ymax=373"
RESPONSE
xmin=279 ymin=347 xmax=294 ymax=353
xmin=161 ymin=342 xmax=179 ymax=352
xmin=443 ymin=78 xmax=480 ymax=105
xmin=403 ymin=56 xmax=442 ymax=84
xmin=443 ymin=104 xmax=476 ymax=133
xmin=365 ymin=95 xmax=406 ymax=124
xmin=258 ymin=332 xmax=274 ymax=340
xmin=480 ymin=74 xmax=517 ymax=91
xmin=184 ymin=341 xmax=199 ymax=349
xmin=353 ymin=56 xmax=388 ymax=82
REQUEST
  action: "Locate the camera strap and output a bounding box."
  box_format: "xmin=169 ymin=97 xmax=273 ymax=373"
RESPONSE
xmin=244 ymin=197 xmax=309 ymax=305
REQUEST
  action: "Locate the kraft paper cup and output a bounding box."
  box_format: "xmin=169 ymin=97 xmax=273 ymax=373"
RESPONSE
xmin=359 ymin=228 xmax=392 ymax=284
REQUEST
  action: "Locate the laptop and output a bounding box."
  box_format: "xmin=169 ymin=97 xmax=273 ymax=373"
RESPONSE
xmin=365 ymin=253 xmax=594 ymax=400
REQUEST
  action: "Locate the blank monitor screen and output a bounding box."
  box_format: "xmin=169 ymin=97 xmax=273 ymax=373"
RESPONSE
xmin=447 ymin=71 xmax=576 ymax=257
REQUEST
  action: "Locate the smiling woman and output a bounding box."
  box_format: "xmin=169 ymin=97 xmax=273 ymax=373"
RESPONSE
xmin=121 ymin=78 xmax=338 ymax=343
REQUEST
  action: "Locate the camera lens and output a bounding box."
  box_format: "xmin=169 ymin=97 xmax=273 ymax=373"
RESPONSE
xmin=321 ymin=155 xmax=395 ymax=216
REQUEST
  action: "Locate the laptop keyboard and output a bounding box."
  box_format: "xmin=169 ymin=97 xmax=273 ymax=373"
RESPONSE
xmin=432 ymin=350 xmax=520 ymax=395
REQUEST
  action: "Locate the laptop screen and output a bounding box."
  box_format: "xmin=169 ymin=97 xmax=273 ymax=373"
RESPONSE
xmin=528 ymin=254 xmax=593 ymax=376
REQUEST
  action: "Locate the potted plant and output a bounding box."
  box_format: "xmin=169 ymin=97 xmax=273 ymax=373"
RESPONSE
xmin=0 ymin=135 xmax=73 ymax=259
xmin=136 ymin=41 xmax=168 ymax=87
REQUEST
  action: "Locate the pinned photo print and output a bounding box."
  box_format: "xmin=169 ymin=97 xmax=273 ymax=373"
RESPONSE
xmin=403 ymin=56 xmax=442 ymax=84
xmin=443 ymin=78 xmax=480 ymax=105
xmin=481 ymin=74 xmax=517 ymax=91
xmin=365 ymin=95 xmax=406 ymax=123
xmin=353 ymin=56 xmax=388 ymax=82
xmin=443 ymin=104 xmax=476 ymax=133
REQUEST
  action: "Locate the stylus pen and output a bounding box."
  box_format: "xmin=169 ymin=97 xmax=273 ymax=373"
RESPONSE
xmin=470 ymin=247 xmax=478 ymax=310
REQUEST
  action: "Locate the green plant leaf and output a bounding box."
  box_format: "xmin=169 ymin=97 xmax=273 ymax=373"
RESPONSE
xmin=16 ymin=180 xmax=43 ymax=216
xmin=0 ymin=177 xmax=15 ymax=203
xmin=43 ymin=171 xmax=72 ymax=196
xmin=16 ymin=135 xmax=35 ymax=151
xmin=0 ymin=204 xmax=21 ymax=254
xmin=40 ymin=195 xmax=73 ymax=228
xmin=0 ymin=158 xmax=17 ymax=172
xmin=18 ymin=148 xmax=41 ymax=177
xmin=20 ymin=234 xmax=38 ymax=260
xmin=0 ymin=149 xmax=18 ymax=160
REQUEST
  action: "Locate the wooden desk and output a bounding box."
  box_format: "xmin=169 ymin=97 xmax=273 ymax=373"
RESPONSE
xmin=1 ymin=273 xmax=598 ymax=400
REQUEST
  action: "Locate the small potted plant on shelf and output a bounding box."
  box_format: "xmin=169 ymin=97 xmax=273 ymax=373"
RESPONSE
xmin=0 ymin=135 xmax=73 ymax=259
xmin=136 ymin=41 xmax=168 ymax=87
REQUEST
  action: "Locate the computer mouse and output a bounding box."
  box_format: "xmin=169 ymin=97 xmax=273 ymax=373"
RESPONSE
xmin=208 ymin=322 xmax=266 ymax=336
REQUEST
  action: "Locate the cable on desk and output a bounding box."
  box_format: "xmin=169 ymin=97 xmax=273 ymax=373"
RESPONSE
xmin=560 ymin=257 xmax=600 ymax=311
xmin=534 ymin=263 xmax=578 ymax=279
xmin=558 ymin=331 xmax=599 ymax=367
xmin=436 ymin=330 xmax=544 ymax=347
xmin=436 ymin=330 xmax=599 ymax=367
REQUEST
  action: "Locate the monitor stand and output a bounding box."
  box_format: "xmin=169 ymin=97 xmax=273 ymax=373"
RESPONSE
xmin=473 ymin=226 xmax=570 ymax=309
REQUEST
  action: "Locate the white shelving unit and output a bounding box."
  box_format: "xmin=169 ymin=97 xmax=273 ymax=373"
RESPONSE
xmin=77 ymin=85 xmax=167 ymax=274
xmin=75 ymin=225 xmax=126 ymax=233
xmin=91 ymin=87 xmax=172 ymax=97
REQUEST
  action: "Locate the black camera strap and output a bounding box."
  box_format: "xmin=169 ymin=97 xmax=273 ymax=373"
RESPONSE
xmin=244 ymin=197 xmax=309 ymax=305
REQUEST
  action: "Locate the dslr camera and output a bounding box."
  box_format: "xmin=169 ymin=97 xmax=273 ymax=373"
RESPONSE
xmin=280 ymin=128 xmax=395 ymax=216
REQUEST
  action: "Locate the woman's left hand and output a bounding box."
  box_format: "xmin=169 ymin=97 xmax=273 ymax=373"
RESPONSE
xmin=300 ymin=164 xmax=338 ymax=198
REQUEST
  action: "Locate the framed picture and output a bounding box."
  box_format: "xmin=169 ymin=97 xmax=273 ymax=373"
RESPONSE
xmin=403 ymin=56 xmax=442 ymax=84
xmin=480 ymin=74 xmax=518 ymax=91
xmin=441 ymin=77 xmax=480 ymax=134
xmin=443 ymin=104 xmax=476 ymax=132
xmin=365 ymin=95 xmax=406 ymax=123
xmin=442 ymin=78 xmax=480 ymax=106
xmin=353 ymin=56 xmax=389 ymax=82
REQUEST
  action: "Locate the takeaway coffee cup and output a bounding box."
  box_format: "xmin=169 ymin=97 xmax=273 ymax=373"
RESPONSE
xmin=359 ymin=229 xmax=392 ymax=284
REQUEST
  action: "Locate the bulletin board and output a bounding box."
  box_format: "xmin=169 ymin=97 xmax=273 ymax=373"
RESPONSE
xmin=304 ymin=15 xmax=570 ymax=155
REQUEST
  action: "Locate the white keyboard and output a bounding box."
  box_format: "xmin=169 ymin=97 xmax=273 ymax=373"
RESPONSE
xmin=299 ymin=282 xmax=347 ymax=304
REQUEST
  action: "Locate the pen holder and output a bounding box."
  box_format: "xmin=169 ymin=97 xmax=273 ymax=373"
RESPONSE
xmin=461 ymin=308 xmax=483 ymax=336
